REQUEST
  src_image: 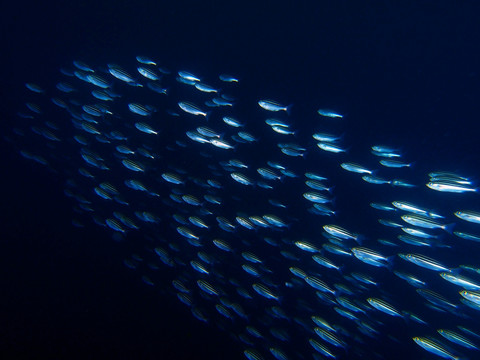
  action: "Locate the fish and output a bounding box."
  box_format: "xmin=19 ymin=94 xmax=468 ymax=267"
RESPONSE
xmin=223 ymin=116 xmax=244 ymax=127
xmin=314 ymin=328 xmax=346 ymax=348
xmin=317 ymin=109 xmax=343 ymax=118
xmin=252 ymin=283 xmax=279 ymax=301
xmin=459 ymin=290 xmax=480 ymax=305
xmin=86 ymin=74 xmax=111 ymax=88
xmin=219 ymin=74 xmax=238 ymax=82
xmin=136 ymin=56 xmax=156 ymax=65
xmin=178 ymin=71 xmax=201 ymax=82
xmin=401 ymin=214 xmax=454 ymax=232
xmin=304 ymin=192 xmax=333 ymax=204
xmin=305 ymin=276 xmax=336 ymax=294
xmin=137 ymin=67 xmax=160 ymax=80
xmin=121 ymin=159 xmax=145 ymax=172
xmin=309 ymin=338 xmax=337 ymax=358
xmin=161 ymin=173 xmax=184 ymax=185
xmin=392 ymin=201 xmax=443 ymax=219
xmin=323 ymin=225 xmax=361 ymax=242
xmin=194 ymin=82 xmax=217 ymax=93
xmin=134 ymin=122 xmax=158 ymax=135
xmin=340 ymin=162 xmax=373 ymax=174
xmin=312 ymin=132 xmax=342 ymax=142
xmin=128 ymin=103 xmax=154 ymax=116
xmin=209 ymin=139 xmax=234 ymax=149
xmin=108 ymin=64 xmax=138 ymax=84
xmin=317 ymin=142 xmax=347 ymax=153
xmin=440 ymin=273 xmax=480 ymax=290
xmin=105 ymin=218 xmax=125 ymax=233
xmin=258 ymin=100 xmax=292 ymax=113
xmin=379 ymin=159 xmax=412 ymax=168
xmin=367 ymin=298 xmax=403 ymax=317
xmin=438 ymin=329 xmax=478 ymax=350
xmin=413 ymin=337 xmax=461 ymax=360
xmin=73 ymin=60 xmax=94 ymax=72
xmin=351 ymin=247 xmax=393 ymax=268
xmin=394 ymin=270 xmax=427 ymax=288
xmin=231 ymin=172 xmax=254 ymax=185
xmin=362 ymin=175 xmax=391 ymax=185
xmin=454 ymin=210 xmax=480 ymax=224
xmin=11 ymin=54 xmax=480 ymax=360
xmin=25 ymin=83 xmax=45 ymax=93
xmin=427 ymin=181 xmax=477 ymax=193
xmin=401 ymin=227 xmax=439 ymax=239
xmin=398 ymin=253 xmax=451 ymax=272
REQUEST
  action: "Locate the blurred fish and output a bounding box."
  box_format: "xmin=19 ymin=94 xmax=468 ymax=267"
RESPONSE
xmin=317 ymin=109 xmax=343 ymax=118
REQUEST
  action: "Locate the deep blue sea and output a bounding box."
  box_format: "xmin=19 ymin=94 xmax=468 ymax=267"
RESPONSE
xmin=1 ymin=1 xmax=480 ymax=360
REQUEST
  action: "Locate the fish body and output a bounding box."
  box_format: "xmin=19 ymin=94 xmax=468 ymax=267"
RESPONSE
xmin=258 ymin=100 xmax=291 ymax=113
xmin=178 ymin=101 xmax=208 ymax=117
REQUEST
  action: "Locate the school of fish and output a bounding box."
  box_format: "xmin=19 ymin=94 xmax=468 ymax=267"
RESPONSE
xmin=6 ymin=55 xmax=480 ymax=360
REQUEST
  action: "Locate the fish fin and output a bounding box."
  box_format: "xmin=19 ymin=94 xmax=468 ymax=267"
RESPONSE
xmin=401 ymin=311 xmax=410 ymax=324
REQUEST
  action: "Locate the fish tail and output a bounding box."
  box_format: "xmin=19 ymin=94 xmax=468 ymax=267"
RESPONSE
xmin=386 ymin=256 xmax=396 ymax=271
xmin=444 ymin=223 xmax=456 ymax=234
xmin=355 ymin=235 xmax=365 ymax=245
xmin=286 ymin=104 xmax=293 ymax=115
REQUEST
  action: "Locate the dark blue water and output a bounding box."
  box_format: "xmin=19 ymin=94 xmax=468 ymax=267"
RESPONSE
xmin=2 ymin=1 xmax=480 ymax=359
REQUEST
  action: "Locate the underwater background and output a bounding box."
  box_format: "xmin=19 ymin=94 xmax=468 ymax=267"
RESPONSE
xmin=1 ymin=1 xmax=480 ymax=359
